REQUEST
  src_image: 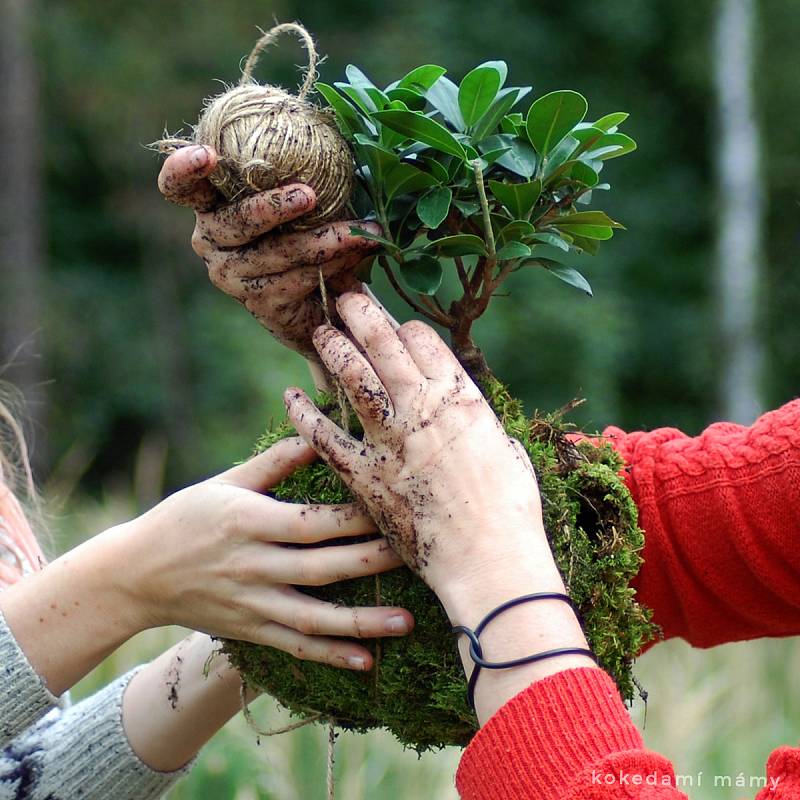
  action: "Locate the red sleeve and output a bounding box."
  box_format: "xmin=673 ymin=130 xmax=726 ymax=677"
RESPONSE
xmin=606 ymin=397 xmax=800 ymax=648
xmin=457 ymin=401 xmax=800 ymax=799
xmin=456 ymin=668 xmax=800 ymax=799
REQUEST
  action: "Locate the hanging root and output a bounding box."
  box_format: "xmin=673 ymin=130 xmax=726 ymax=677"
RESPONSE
xmin=239 ymin=679 xmax=322 ymax=737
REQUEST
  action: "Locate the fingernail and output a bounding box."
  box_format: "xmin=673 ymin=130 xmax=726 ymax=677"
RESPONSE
xmin=385 ymin=615 xmax=409 ymax=634
xmin=190 ymin=146 xmax=208 ymax=169
xmin=347 ymin=655 xmax=367 ymax=670
xmin=283 ymin=388 xmax=298 ymax=409
xmin=359 ymin=221 xmax=383 ymax=236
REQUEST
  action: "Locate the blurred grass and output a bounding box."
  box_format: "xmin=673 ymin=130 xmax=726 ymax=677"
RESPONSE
xmin=53 ymin=487 xmax=799 ymax=799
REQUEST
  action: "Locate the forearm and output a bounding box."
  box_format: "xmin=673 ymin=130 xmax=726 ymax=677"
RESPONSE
xmin=122 ymin=632 xmax=258 ymax=772
xmin=0 ymin=526 xmax=144 ymax=696
xmin=603 ymin=398 xmax=800 ymax=649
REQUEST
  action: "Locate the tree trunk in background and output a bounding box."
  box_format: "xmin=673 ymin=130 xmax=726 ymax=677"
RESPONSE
xmin=713 ymin=0 xmax=764 ymax=424
xmin=0 ymin=0 xmax=47 ymax=471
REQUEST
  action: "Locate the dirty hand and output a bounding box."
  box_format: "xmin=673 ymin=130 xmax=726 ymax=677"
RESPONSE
xmin=157 ymin=145 xmax=381 ymax=359
xmin=119 ymin=436 xmax=413 ymax=671
xmin=283 ymin=292 xmax=554 ymax=600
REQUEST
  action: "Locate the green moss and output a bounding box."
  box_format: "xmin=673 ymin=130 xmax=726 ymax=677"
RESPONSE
xmin=222 ymin=382 xmax=659 ymax=752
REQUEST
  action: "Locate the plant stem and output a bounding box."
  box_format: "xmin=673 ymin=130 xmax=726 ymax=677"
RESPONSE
xmin=416 ymin=293 xmax=452 ymax=326
xmin=471 ymin=160 xmax=496 ymax=258
xmin=454 ymin=256 xmax=469 ymax=291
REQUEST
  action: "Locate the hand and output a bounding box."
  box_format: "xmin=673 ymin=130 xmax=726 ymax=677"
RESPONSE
xmin=283 ymin=293 xmax=595 ymax=723
xmin=283 ymin=292 xmax=551 ymax=600
xmin=118 ymin=436 xmax=413 ymax=671
xmin=157 ymin=145 xmax=381 ymax=359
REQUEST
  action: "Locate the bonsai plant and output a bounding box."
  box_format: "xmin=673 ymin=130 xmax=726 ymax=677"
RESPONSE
xmin=221 ymin=58 xmax=659 ymax=752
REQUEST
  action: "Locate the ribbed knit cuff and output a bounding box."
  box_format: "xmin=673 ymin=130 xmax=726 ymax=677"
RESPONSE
xmin=33 ymin=666 xmax=193 ymax=799
xmin=0 ymin=607 xmax=61 ymax=746
xmin=456 ymin=667 xmax=676 ymax=800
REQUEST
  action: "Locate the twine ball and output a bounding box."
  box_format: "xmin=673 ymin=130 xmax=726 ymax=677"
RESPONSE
xmin=194 ymin=81 xmax=354 ymax=229
xmin=157 ymin=23 xmax=355 ymax=230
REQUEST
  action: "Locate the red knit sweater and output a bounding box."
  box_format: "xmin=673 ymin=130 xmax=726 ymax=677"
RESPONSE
xmin=456 ymin=398 xmax=800 ymax=799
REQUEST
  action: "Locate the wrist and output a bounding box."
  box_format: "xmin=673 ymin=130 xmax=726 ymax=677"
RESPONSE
xmin=93 ymin=521 xmax=160 ymax=634
xmin=433 ymin=532 xmax=564 ymax=627
xmin=0 ymin=528 xmax=148 ymax=695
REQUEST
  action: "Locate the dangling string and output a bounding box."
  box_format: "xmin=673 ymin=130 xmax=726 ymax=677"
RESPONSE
xmin=317 ymin=267 xmax=351 ymax=435
xmin=326 ymin=720 xmax=336 ymax=800
xmin=240 ymin=681 xmax=322 ymax=737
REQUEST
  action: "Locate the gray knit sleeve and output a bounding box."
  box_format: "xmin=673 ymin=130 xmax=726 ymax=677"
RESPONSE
xmin=0 ymin=666 xmax=192 ymax=800
xmin=0 ymin=609 xmax=64 ymax=747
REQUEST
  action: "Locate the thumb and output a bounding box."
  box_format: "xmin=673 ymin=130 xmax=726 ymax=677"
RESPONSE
xmin=216 ymin=436 xmax=318 ymax=492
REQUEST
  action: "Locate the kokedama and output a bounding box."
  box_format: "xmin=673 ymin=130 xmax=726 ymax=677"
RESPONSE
xmin=158 ymin=23 xmax=659 ymax=752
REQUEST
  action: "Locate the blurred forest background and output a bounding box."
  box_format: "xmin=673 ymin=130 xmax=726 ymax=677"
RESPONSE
xmin=1 ymin=0 xmax=799 ymax=798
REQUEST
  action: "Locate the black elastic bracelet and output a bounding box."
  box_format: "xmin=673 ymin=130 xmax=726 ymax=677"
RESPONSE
xmin=452 ymin=592 xmax=598 ymax=711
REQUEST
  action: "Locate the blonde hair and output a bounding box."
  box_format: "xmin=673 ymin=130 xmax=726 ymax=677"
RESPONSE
xmin=0 ymin=388 xmax=36 ymax=502
xmin=0 ymin=384 xmax=48 ymax=571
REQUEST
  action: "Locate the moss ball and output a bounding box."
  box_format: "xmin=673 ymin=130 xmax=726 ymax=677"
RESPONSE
xmin=222 ymin=381 xmax=659 ymax=752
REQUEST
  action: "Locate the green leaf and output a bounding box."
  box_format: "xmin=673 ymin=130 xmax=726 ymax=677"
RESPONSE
xmin=349 ymin=226 xmax=397 ymax=250
xmin=498 ymin=219 xmax=536 ymax=243
xmin=499 ymin=113 xmax=527 ymax=138
xmin=480 ymin=134 xmax=538 ymax=178
xmin=453 ymin=199 xmax=480 ymax=217
xmin=584 ymin=132 xmax=637 ymax=160
xmin=571 ymin=126 xmax=606 ymax=157
xmin=529 ymin=232 xmax=570 ymax=252
xmin=336 ymin=83 xmax=377 ymax=114
xmin=458 ymin=66 xmax=503 ymax=127
xmin=488 ymin=179 xmax=541 ymax=219
xmin=425 ymin=234 xmax=487 ymax=256
xmin=471 ymin=87 xmax=528 ymax=143
xmin=569 ymin=235 xmax=601 ymax=255
xmin=479 ymin=61 xmax=508 ymax=86
xmin=420 ymin=157 xmax=450 ymax=184
xmin=344 ymin=64 xmax=389 ymax=111
xmin=552 ymin=210 xmax=625 ymax=228
xmin=399 ymin=255 xmax=444 ymax=295
xmin=417 ymin=186 xmax=452 ymax=228
xmin=372 ymin=110 xmax=467 ymax=159
xmin=556 ymin=224 xmax=613 ymax=239
xmin=496 ymin=241 xmax=532 ymax=260
xmin=385 ymin=87 xmax=427 ymax=111
xmin=352 ymin=137 xmax=399 ymax=183
xmin=480 ymin=146 xmax=512 ymax=165
xmin=425 ymin=76 xmax=466 ymax=131
xmin=569 ymin=161 xmax=599 ymax=187
xmin=542 ymin=135 xmax=579 ymax=180
xmin=397 ymin=65 xmax=448 ymax=92
xmin=378 ymin=100 xmax=411 ymax=149
xmin=526 ymin=90 xmax=588 ymax=156
xmin=315 ymin=83 xmax=365 ymax=137
xmin=541 ymin=262 xmax=593 ymax=296
xmin=384 ymin=163 xmax=438 ymax=203
xmin=594 ymin=112 xmax=629 ymax=132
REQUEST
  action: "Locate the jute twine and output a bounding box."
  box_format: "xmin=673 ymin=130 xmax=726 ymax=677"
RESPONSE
xmin=239 ymin=682 xmax=337 ymax=800
xmin=156 ymin=22 xmax=354 ymax=229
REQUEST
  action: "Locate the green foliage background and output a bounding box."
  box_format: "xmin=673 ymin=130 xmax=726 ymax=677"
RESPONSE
xmin=10 ymin=0 xmax=800 ymax=797
xmin=35 ymin=0 xmax=800 ymax=489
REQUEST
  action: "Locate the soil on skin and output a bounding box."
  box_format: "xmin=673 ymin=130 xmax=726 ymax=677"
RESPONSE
xmin=221 ymin=379 xmax=660 ymax=752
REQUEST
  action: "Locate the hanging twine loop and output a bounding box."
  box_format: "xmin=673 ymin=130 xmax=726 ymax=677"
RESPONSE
xmin=240 ymin=22 xmax=318 ymax=99
xmin=153 ymin=21 xmax=354 ymax=229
